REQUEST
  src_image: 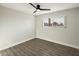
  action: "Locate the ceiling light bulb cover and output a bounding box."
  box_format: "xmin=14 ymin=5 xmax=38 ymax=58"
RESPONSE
xmin=37 ymin=9 xmax=40 ymax=11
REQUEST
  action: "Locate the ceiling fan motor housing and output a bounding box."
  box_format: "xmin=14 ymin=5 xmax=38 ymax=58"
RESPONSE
xmin=37 ymin=5 xmax=40 ymax=9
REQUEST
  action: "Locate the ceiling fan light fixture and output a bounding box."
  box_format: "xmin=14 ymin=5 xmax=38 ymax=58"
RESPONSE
xmin=29 ymin=3 xmax=51 ymax=13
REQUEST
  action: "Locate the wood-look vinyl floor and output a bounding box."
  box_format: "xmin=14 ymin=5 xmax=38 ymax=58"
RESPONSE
xmin=0 ymin=38 xmax=79 ymax=56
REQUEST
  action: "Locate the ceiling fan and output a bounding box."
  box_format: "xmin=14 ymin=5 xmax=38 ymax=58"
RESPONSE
xmin=29 ymin=3 xmax=51 ymax=13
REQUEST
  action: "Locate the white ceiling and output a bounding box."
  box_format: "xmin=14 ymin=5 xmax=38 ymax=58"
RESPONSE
xmin=0 ymin=3 xmax=79 ymax=15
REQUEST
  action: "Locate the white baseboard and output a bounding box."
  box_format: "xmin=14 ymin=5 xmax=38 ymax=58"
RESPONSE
xmin=0 ymin=37 xmax=35 ymax=51
xmin=36 ymin=37 xmax=79 ymax=50
xmin=1 ymin=36 xmax=79 ymax=51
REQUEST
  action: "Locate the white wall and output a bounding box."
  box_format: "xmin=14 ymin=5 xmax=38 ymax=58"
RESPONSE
xmin=0 ymin=5 xmax=79 ymax=51
xmin=0 ymin=6 xmax=35 ymax=50
xmin=36 ymin=7 xmax=79 ymax=49
xmin=78 ymin=8 xmax=79 ymax=47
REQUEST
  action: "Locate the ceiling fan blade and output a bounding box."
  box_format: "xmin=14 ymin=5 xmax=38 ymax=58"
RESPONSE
xmin=40 ymin=9 xmax=51 ymax=11
xmin=33 ymin=10 xmax=37 ymax=13
xmin=29 ymin=3 xmax=37 ymax=9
